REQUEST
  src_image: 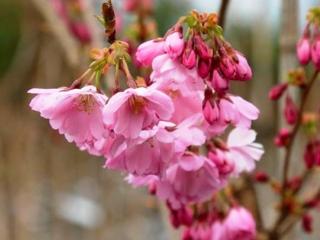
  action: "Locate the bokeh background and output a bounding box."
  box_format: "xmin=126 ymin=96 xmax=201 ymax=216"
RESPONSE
xmin=1 ymin=0 xmax=320 ymax=239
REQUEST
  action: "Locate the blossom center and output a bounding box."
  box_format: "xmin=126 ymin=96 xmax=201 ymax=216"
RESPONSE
xmin=128 ymin=95 xmax=146 ymax=114
xmin=76 ymin=94 xmax=97 ymax=113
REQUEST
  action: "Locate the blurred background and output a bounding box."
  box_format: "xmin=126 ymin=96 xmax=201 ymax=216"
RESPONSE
xmin=1 ymin=0 xmax=320 ymax=239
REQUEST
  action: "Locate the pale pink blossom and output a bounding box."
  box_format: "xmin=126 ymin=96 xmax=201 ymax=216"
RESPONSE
xmin=103 ymin=87 xmax=174 ymax=138
xmin=151 ymin=54 xmax=205 ymax=95
xmin=28 ymin=86 xmax=108 ymax=155
xmin=227 ymin=128 xmax=264 ymax=174
xmin=136 ymin=39 xmax=165 ymax=66
xmin=155 ymin=153 xmax=222 ymax=209
xmin=164 ymin=32 xmax=185 ymax=59
xmin=221 ymin=207 xmax=256 ymax=240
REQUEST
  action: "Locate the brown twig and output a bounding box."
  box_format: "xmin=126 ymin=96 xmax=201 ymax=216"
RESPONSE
xmin=270 ymin=70 xmax=319 ymax=237
xmin=218 ymin=0 xmax=231 ymax=28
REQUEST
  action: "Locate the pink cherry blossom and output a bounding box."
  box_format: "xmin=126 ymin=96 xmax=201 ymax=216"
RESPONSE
xmin=164 ymin=32 xmax=185 ymax=59
xmin=227 ymin=127 xmax=264 ymax=174
xmin=136 ymin=39 xmax=165 ymax=66
xmin=103 ymin=87 xmax=174 ymax=138
xmin=221 ymin=207 xmax=256 ymax=240
xmin=183 ymin=225 xmax=212 ymax=240
xmin=28 ymin=86 xmax=108 ymax=155
xmin=155 ymin=153 xmax=222 ymax=209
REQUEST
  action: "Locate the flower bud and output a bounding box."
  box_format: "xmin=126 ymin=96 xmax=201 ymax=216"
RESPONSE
xmin=136 ymin=39 xmax=165 ymax=66
xmin=194 ymin=34 xmax=212 ymax=60
xmin=268 ymin=83 xmax=288 ymax=100
xmin=274 ymin=128 xmax=291 ymax=147
xmin=198 ymin=59 xmax=211 ymax=78
xmin=211 ymin=70 xmax=229 ymax=94
xmin=302 ymin=214 xmax=313 ymax=233
xmin=203 ymin=100 xmax=220 ymax=124
xmin=165 ymin=32 xmax=185 ymax=59
xmin=297 ymin=37 xmax=311 ymax=65
xmin=182 ymin=47 xmax=197 ymax=69
xmin=254 ymin=171 xmax=270 ymax=183
xmin=219 ymin=55 xmax=236 ymax=79
xmin=311 ymin=37 xmax=320 ymax=69
xmin=234 ymin=52 xmax=252 ymax=81
xmin=304 ymin=140 xmax=320 ymax=169
xmin=284 ymin=95 xmax=298 ymax=125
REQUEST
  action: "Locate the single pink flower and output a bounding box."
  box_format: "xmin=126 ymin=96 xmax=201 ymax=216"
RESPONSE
xmin=164 ymin=32 xmax=185 ymax=59
xmin=227 ymin=127 xmax=264 ymax=174
xmin=156 ymin=153 xmax=222 ymax=208
xmin=268 ymin=83 xmax=288 ymax=100
xmin=297 ymin=37 xmax=311 ymax=65
xmin=103 ymin=87 xmax=174 ymax=138
xmin=284 ymin=95 xmax=298 ymax=125
xmin=28 ymin=86 xmax=108 ymax=155
xmin=136 ymin=39 xmax=166 ymax=66
xmin=182 ymin=48 xmax=197 ymax=69
xmin=151 ymin=54 xmax=204 ymax=93
xmin=212 ymin=207 xmax=256 ymax=240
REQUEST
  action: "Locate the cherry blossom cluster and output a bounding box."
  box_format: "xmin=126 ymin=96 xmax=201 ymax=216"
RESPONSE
xmin=28 ymin=7 xmax=263 ymax=240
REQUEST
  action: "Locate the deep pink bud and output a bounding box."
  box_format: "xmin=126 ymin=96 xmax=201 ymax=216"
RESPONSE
xmin=274 ymin=128 xmax=291 ymax=147
xmin=194 ymin=35 xmax=212 ymax=60
xmin=311 ymin=37 xmax=320 ymax=69
xmin=254 ymin=171 xmax=270 ymax=183
xmin=198 ymin=59 xmax=211 ymax=78
xmin=203 ymin=101 xmax=220 ymax=124
xmin=69 ymin=22 xmax=92 ymax=44
xmin=284 ymin=95 xmax=298 ymax=125
xmin=302 ymin=214 xmax=313 ymax=233
xmin=219 ymin=56 xmax=236 ymax=79
xmin=182 ymin=49 xmax=197 ymax=69
xmin=304 ymin=140 xmax=320 ymax=169
xmin=211 ymin=70 xmax=229 ymax=94
xmin=234 ymin=52 xmax=252 ymax=81
xmin=165 ymin=32 xmax=185 ymax=59
xmin=268 ymin=83 xmax=288 ymax=100
xmin=178 ymin=207 xmax=193 ymax=227
xmin=297 ymin=37 xmax=311 ymax=65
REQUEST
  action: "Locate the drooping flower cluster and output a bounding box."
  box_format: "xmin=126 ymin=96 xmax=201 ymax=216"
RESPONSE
xmin=29 ymin=8 xmax=263 ymax=240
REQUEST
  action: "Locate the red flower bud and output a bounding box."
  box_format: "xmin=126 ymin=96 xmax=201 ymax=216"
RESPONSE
xmin=254 ymin=171 xmax=270 ymax=183
xmin=274 ymin=128 xmax=291 ymax=147
xmin=194 ymin=35 xmax=212 ymax=60
xmin=302 ymin=214 xmax=313 ymax=233
xmin=268 ymin=83 xmax=288 ymax=100
xmin=304 ymin=140 xmax=320 ymax=169
xmin=198 ymin=59 xmax=211 ymax=78
xmin=284 ymin=95 xmax=298 ymax=125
